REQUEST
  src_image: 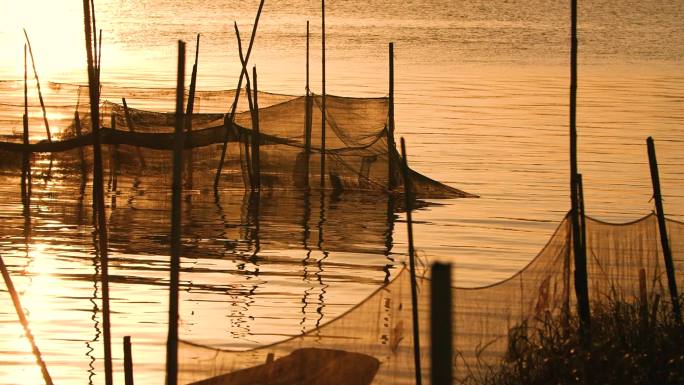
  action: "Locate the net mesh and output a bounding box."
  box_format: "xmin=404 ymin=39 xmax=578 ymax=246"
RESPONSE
xmin=177 ymin=214 xmax=684 ymax=385
xmin=0 ymin=81 xmax=474 ymax=199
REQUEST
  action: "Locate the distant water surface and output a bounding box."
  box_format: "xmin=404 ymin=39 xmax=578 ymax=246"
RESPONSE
xmin=0 ymin=0 xmax=682 ymax=384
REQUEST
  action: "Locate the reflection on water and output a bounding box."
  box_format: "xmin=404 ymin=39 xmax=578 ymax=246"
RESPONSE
xmin=0 ymin=155 xmax=402 ymax=384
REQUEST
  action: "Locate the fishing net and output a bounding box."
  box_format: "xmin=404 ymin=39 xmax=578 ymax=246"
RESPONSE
xmin=177 ymin=214 xmax=684 ymax=385
xmin=0 ymin=81 xmax=474 ymax=199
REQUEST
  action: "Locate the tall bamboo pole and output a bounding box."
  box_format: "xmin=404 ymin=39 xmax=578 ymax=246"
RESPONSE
xmin=646 ymin=137 xmax=681 ymax=324
xmin=214 ymin=0 xmax=265 ymax=190
xmin=251 ymin=66 xmax=261 ymax=191
xmin=303 ymin=21 xmax=312 ymax=188
xmin=400 ymin=137 xmax=422 ymax=385
xmin=82 ymin=1 xmax=113 ymax=383
xmin=23 ymin=29 xmax=51 ymax=142
xmin=388 ymin=43 xmax=396 ymax=190
xmin=569 ymin=0 xmax=591 ymax=336
xmin=166 ymin=40 xmax=185 ymax=385
xmin=320 ymin=0 xmax=327 ymax=189
xmin=0 ymin=255 xmax=54 ymax=385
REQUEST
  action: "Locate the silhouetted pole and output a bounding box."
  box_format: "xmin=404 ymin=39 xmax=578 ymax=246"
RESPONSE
xmin=251 ymin=66 xmax=261 ymax=191
xmin=185 ymin=34 xmax=200 ymax=189
xmin=388 ymin=43 xmax=396 ymax=191
xmin=23 ymin=29 xmax=51 ymax=142
xmin=122 ymin=98 xmax=146 ymax=168
xmin=124 ymin=336 xmax=134 ymax=385
xmin=214 ymin=0 xmax=265 ymax=190
xmin=235 ymin=23 xmax=255 ymax=189
xmin=320 ymin=0 xmax=327 ymax=189
xmin=82 ymin=1 xmax=113 ymax=384
xmin=166 ymin=40 xmax=185 ymax=385
xmin=569 ymin=0 xmax=591 ymax=338
xmin=646 ymin=137 xmax=681 ymax=324
xmin=577 ymin=173 xmax=587 ymax=255
xmin=0 ymin=255 xmax=54 ymax=385
xmin=23 ymin=44 xmax=31 ymax=191
xmin=303 ymin=20 xmax=312 ymax=187
xmin=431 ymin=262 xmax=452 ymax=385
xmin=400 ymin=137 xmax=423 ymax=385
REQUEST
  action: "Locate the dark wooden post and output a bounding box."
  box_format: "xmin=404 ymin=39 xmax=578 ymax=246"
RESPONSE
xmin=388 ymin=43 xmax=396 ymax=191
xmin=124 ymin=336 xmax=134 ymax=385
xmin=0 ymin=255 xmax=54 ymax=385
xmin=166 ymin=40 xmax=185 ymax=385
xmin=303 ymin=20 xmax=312 ymax=187
xmin=431 ymin=262 xmax=453 ymax=385
xmin=569 ymin=0 xmax=591 ymax=337
xmin=251 ymin=66 xmax=261 ymax=191
xmin=646 ymin=136 xmax=681 ymax=324
xmin=320 ymin=0 xmax=327 ymax=189
xmin=400 ymin=137 xmax=423 ymax=385
xmin=82 ymin=1 xmax=113 ymax=383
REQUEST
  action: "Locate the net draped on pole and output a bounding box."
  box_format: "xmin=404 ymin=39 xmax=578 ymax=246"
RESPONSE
xmin=177 ymin=214 xmax=683 ymax=385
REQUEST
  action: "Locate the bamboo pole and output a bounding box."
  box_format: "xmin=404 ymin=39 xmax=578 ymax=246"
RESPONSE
xmin=22 ymin=29 xmax=51 ymax=142
xmin=124 ymin=336 xmax=134 ymax=385
xmin=23 ymin=44 xmax=31 ymax=194
xmin=235 ymin=23 xmax=255 ymax=190
xmin=388 ymin=42 xmax=396 ymax=191
xmin=166 ymin=39 xmax=185 ymax=385
xmin=431 ymin=262 xmax=452 ymax=385
xmin=214 ymin=0 xmax=265 ymax=190
xmin=569 ymin=0 xmax=591 ymax=337
xmin=185 ymin=34 xmax=200 ymax=189
xmin=251 ymin=66 xmax=261 ymax=191
xmin=400 ymin=137 xmax=422 ymax=385
xmin=0 ymin=255 xmax=54 ymax=385
xmin=82 ymin=1 xmax=113 ymax=384
xmin=320 ymin=0 xmax=327 ymax=189
xmin=303 ymin=20 xmax=312 ymax=188
xmin=122 ymin=98 xmax=147 ymax=168
xmin=646 ymin=136 xmax=681 ymax=324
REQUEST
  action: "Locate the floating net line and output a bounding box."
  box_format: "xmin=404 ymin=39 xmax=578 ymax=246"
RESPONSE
xmin=178 ymin=213 xmax=684 ymax=385
xmin=0 ymin=81 xmax=475 ymax=199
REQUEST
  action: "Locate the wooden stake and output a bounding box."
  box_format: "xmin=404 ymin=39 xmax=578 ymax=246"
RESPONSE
xmin=646 ymin=136 xmax=681 ymax=324
xmin=400 ymin=137 xmax=423 ymax=385
xmin=569 ymin=0 xmax=591 ymax=337
xmin=166 ymin=39 xmax=185 ymax=385
xmin=214 ymin=0 xmax=265 ymax=190
xmin=82 ymin=1 xmax=113 ymax=384
xmin=0 ymin=255 xmax=54 ymax=385
xmin=252 ymin=66 xmax=261 ymax=191
xmin=303 ymin=20 xmax=312 ymax=188
xmin=122 ymin=98 xmax=146 ymax=168
xmin=23 ymin=29 xmax=51 ymax=142
xmin=320 ymin=0 xmax=327 ymax=189
xmin=124 ymin=336 xmax=134 ymax=385
xmin=388 ymin=42 xmax=396 ymax=191
xmin=431 ymin=262 xmax=453 ymax=385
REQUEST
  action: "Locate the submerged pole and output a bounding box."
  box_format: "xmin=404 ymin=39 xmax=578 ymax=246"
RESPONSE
xmin=400 ymin=137 xmax=423 ymax=385
xmin=166 ymin=40 xmax=185 ymax=385
xmin=646 ymin=137 xmax=681 ymax=324
xmin=431 ymin=262 xmax=453 ymax=385
xmin=569 ymin=0 xmax=591 ymax=337
xmin=388 ymin=43 xmax=396 ymax=191
xmin=82 ymin=1 xmax=113 ymax=383
xmin=124 ymin=336 xmax=134 ymax=385
xmin=0 ymin=255 xmax=54 ymax=385
xmin=320 ymin=0 xmax=326 ymax=189
xmin=23 ymin=29 xmax=51 ymax=142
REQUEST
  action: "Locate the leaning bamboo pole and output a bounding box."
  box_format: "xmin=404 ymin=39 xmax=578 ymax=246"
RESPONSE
xmin=166 ymin=39 xmax=185 ymax=385
xmin=81 ymin=1 xmax=113 ymax=384
xmin=0 ymin=255 xmax=54 ymax=385
xmin=400 ymin=137 xmax=422 ymax=385
xmin=214 ymin=0 xmax=265 ymax=190
xmin=235 ymin=23 xmax=255 ymax=190
xmin=23 ymin=29 xmax=51 ymax=142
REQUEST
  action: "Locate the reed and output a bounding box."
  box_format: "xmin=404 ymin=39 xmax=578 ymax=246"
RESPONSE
xmin=400 ymin=137 xmax=423 ymax=385
xmin=22 ymin=29 xmax=51 ymax=142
